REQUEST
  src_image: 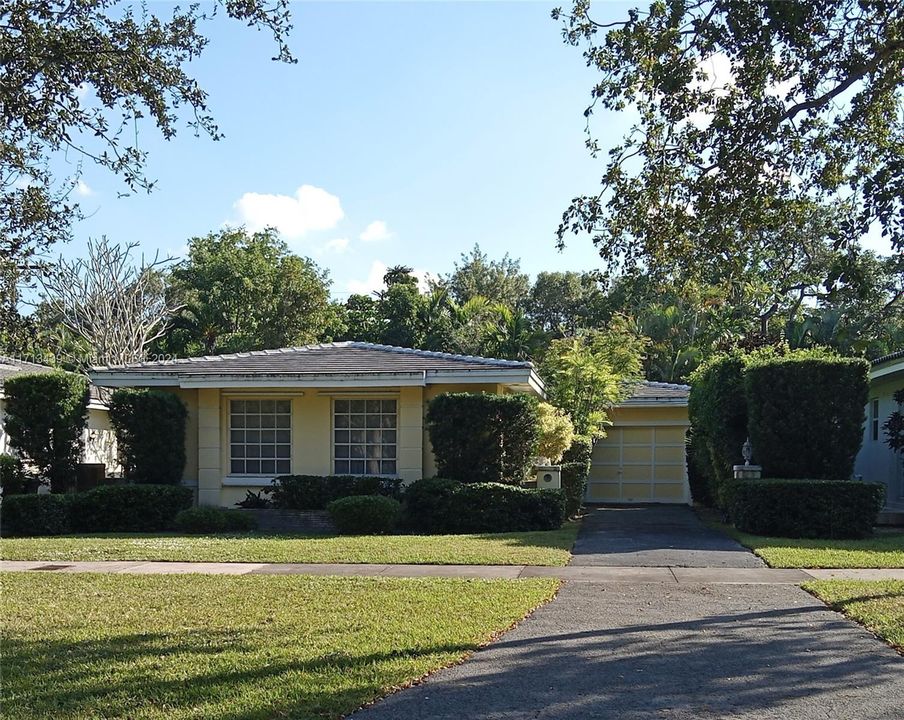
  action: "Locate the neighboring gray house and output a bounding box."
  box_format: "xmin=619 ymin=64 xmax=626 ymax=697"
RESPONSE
xmin=854 ymin=351 xmax=904 ymax=514
xmin=0 ymin=356 xmax=119 ymax=472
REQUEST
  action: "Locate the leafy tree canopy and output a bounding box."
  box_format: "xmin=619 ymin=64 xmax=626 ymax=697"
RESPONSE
xmin=163 ymin=228 xmax=336 ymax=355
xmin=444 ymin=244 xmax=531 ymax=309
xmin=0 ymin=0 xmax=294 ymax=275
xmin=554 ymin=0 xmax=903 ymax=298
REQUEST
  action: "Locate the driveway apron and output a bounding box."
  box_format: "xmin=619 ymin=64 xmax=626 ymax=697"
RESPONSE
xmin=570 ymin=505 xmax=764 ymax=568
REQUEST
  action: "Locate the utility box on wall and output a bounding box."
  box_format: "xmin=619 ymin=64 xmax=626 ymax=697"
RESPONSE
xmin=535 ymin=465 xmax=562 ymax=490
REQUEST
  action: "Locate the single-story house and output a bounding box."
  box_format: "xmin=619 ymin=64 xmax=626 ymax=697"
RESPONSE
xmin=854 ymin=351 xmax=904 ymax=513
xmin=0 ymin=356 xmax=119 ymax=472
xmin=586 ymin=382 xmax=690 ymax=504
xmin=90 ymin=342 xmax=692 ymax=507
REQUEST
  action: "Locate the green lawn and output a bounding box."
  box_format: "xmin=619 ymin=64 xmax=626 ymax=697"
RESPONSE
xmin=0 ymin=523 xmax=578 ymax=566
xmin=700 ymin=512 xmax=904 ymax=568
xmin=804 ymin=580 xmax=904 ymax=652
xmin=1 ymin=571 xmax=558 ymax=720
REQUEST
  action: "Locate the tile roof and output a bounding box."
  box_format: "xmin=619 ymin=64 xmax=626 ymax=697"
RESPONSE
xmin=623 ymin=381 xmax=690 ymax=404
xmin=0 ymin=356 xmax=109 ymax=405
xmin=872 ymin=349 xmax=904 ymax=367
xmin=92 ymin=342 xmax=534 ymax=376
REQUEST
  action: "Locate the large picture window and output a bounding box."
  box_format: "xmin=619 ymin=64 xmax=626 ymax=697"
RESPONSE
xmin=230 ymin=399 xmax=291 ymax=475
xmin=334 ymin=399 xmax=397 ymax=476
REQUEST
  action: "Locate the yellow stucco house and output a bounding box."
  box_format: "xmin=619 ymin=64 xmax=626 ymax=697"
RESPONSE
xmin=90 ymin=342 xmax=691 ymax=507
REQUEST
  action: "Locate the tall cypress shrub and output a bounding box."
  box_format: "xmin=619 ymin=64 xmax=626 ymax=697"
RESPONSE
xmin=3 ymin=372 xmax=89 ymax=493
xmin=426 ymin=393 xmax=539 ymax=484
xmin=744 ymin=351 xmax=869 ymax=479
xmin=109 ymin=389 xmax=188 ymax=484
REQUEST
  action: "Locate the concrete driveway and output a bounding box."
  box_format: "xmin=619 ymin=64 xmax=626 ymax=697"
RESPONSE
xmin=570 ymin=505 xmax=764 ymax=568
xmin=353 ymin=582 xmax=904 ymax=720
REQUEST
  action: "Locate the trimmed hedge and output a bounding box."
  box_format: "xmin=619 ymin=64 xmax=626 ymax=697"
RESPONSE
xmin=109 ymin=389 xmax=188 ymax=485
xmin=560 ymin=436 xmax=593 ymax=517
xmin=744 ymin=353 xmax=869 ymax=479
xmin=726 ymin=478 xmax=885 ymax=539
xmin=0 ymin=493 xmax=73 ymax=536
xmin=685 ymin=430 xmax=714 ymax=506
xmin=687 ymin=351 xmax=749 ymax=507
xmin=426 ymin=393 xmax=539 ymax=485
xmin=402 ymin=478 xmax=565 ymax=534
xmin=70 ymin=484 xmax=193 ymax=533
xmin=270 ymin=475 xmax=403 ymax=511
xmin=327 ymin=495 xmax=402 ymax=535
xmin=174 ymin=506 xmax=258 ymax=533
xmin=2 ymin=372 xmax=89 ymax=493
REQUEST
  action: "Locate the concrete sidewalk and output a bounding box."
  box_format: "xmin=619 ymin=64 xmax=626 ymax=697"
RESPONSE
xmin=3 ymin=559 xmax=903 ymax=583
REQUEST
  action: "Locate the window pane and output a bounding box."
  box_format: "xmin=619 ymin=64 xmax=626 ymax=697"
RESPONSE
xmin=366 ymin=445 xmax=382 ymax=459
xmin=260 ymin=429 xmax=275 ymax=443
xmin=260 ymin=460 xmax=275 ymax=474
xmin=335 ymin=445 xmax=350 ymax=458
xmin=334 ymin=414 xmax=349 ymax=428
xmin=276 ymin=414 xmax=290 ymax=428
xmin=366 ymin=430 xmax=381 ymax=444
xmin=381 ymin=414 xmax=397 ymax=428
xmin=366 ymin=399 xmax=382 ymax=413
xmin=334 ymin=430 xmax=349 ymax=444
xmin=246 ymin=430 xmax=260 ymax=444
xmin=261 ymin=445 xmax=275 ymax=458
xmin=350 ymin=460 xmax=365 ymax=474
xmin=351 ymin=445 xmax=365 ymax=459
xmin=230 ymin=430 xmax=244 ymax=442
xmin=246 ymin=414 xmax=261 ymax=428
xmin=335 ymin=460 xmax=350 ymax=474
xmin=260 ymin=414 xmax=275 ymax=428
xmin=366 ymin=460 xmax=381 ymax=475
xmin=276 ymin=445 xmax=290 ymax=458
xmin=231 ymin=459 xmax=244 ymax=474
xmin=350 ymin=400 xmax=366 ymax=413
xmin=246 ymin=445 xmax=260 ymax=458
xmin=276 ymin=460 xmax=290 ymax=474
xmin=350 ymin=429 xmax=365 ymax=444
xmin=382 ymin=430 xmax=396 ymax=444
xmin=335 ymin=399 xmax=350 ymax=413
xmin=275 ymin=400 xmax=291 ymax=414
xmin=246 ymin=460 xmax=261 ymax=474
xmin=381 ymin=460 xmax=397 ymax=475
xmin=258 ymin=400 xmax=274 ymax=414
xmin=276 ymin=429 xmax=291 ymax=444
xmin=382 ymin=444 xmax=396 ymax=459
xmin=231 ymin=444 xmax=245 ymax=458
xmin=350 ymin=413 xmax=365 ymax=428
xmin=230 ymin=400 xmax=245 ymax=413
xmin=382 ymin=400 xmax=396 ymax=413
xmin=245 ymin=400 xmax=260 ymax=413
xmin=366 ymin=414 xmax=381 ymax=428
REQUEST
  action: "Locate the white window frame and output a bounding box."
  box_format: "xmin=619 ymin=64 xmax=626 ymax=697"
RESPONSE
xmin=332 ymin=397 xmax=398 ymax=476
xmin=228 ymin=398 xmax=292 ymax=477
xmin=871 ymin=398 xmax=880 ymax=442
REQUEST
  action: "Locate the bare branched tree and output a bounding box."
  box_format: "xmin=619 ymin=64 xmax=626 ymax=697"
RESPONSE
xmin=40 ymin=238 xmax=181 ymax=367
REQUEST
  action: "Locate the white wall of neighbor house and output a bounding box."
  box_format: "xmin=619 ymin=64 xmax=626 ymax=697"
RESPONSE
xmin=855 ymin=372 xmax=904 ymax=507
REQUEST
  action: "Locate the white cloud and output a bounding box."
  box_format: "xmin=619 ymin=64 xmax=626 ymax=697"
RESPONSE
xmin=323 ymin=237 xmax=350 ymax=254
xmin=359 ymin=220 xmax=392 ymax=243
xmin=233 ymin=184 xmax=344 ymax=239
xmin=75 ymin=179 xmax=93 ymax=197
xmin=346 ymin=261 xmax=431 ymax=296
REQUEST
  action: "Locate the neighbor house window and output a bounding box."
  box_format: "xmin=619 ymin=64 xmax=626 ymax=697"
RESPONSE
xmin=230 ymin=399 xmax=291 ymax=475
xmin=333 ymin=399 xmax=397 ymax=476
xmin=871 ymin=398 xmax=880 ymax=441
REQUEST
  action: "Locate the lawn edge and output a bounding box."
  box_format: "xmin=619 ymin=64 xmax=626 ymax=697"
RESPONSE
xmin=801 ymin=581 xmax=904 ymax=656
xmin=344 ymin=577 xmax=563 ymax=718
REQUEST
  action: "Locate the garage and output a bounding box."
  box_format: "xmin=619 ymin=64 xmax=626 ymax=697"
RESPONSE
xmin=585 ymin=382 xmax=691 ymax=504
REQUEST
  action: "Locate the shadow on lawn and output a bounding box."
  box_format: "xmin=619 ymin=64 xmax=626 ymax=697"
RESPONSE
xmin=2 ymin=629 xmax=478 ymax=720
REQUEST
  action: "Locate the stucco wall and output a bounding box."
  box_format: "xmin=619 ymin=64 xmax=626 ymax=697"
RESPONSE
xmin=854 ymin=372 xmax=904 ymax=506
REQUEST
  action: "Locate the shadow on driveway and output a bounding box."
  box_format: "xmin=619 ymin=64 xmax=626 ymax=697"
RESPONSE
xmin=570 ymin=505 xmax=763 ymax=568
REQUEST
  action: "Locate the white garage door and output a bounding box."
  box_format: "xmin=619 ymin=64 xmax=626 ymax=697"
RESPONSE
xmin=586 ymin=425 xmax=689 ymax=503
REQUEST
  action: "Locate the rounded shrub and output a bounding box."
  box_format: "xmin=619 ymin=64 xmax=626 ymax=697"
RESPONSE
xmin=271 ymin=475 xmax=403 ymax=511
xmin=327 ymin=494 xmax=402 ymax=535
xmin=0 ymin=454 xmax=26 ymax=495
xmin=174 ymin=506 xmax=257 ymax=533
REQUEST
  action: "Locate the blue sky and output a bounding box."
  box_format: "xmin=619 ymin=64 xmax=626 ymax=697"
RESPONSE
xmin=58 ymin=1 xmax=893 ymax=299
xmin=61 ymin=1 xmax=627 ymax=297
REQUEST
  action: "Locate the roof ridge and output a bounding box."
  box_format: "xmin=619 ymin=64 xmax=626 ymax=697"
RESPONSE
xmin=641 ymin=380 xmax=691 ymax=390
xmin=346 ymin=342 xmax=533 ymax=368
